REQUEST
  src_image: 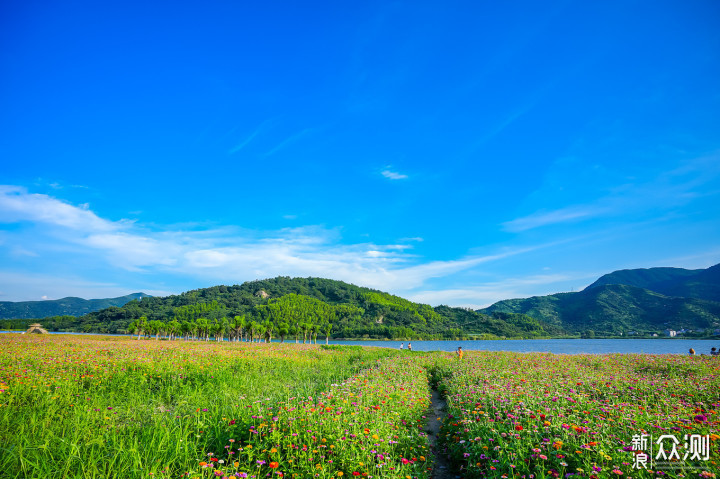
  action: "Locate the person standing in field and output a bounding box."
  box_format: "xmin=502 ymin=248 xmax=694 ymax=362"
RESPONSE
xmin=457 ymin=346 xmax=464 ymax=360
xmin=408 ymin=342 xmax=412 ymax=352
xmin=400 ymin=342 xmax=404 ymax=350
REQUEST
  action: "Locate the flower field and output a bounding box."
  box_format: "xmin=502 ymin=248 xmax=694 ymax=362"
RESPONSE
xmin=0 ymin=335 xmax=405 ymax=478
xmin=431 ymin=353 xmax=720 ymax=478
xmin=1 ymin=335 xmax=719 ymax=479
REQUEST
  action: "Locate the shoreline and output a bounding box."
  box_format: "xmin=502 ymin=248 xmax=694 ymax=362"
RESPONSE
xmin=1 ymin=330 xmax=719 ymax=341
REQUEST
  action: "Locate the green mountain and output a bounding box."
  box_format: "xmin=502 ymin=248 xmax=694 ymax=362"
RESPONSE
xmin=0 ymin=277 xmax=562 ymax=339
xmin=0 ymin=293 xmax=150 ymax=320
xmin=586 ymin=264 xmax=720 ymax=301
xmin=5 ymin=263 xmax=718 ymax=338
xmin=481 ymin=263 xmax=720 ymax=336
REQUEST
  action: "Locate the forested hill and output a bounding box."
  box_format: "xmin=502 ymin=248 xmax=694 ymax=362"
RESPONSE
xmin=0 ymin=277 xmax=562 ymax=340
xmin=0 ymin=293 xmax=149 ymax=320
xmin=585 ymin=264 xmax=720 ymax=301
xmin=481 ymin=263 xmax=720 ymax=337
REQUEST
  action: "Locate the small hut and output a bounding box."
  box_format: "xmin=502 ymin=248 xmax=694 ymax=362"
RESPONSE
xmin=26 ymin=323 xmax=48 ymax=334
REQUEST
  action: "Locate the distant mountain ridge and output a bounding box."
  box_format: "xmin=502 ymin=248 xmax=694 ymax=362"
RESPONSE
xmin=0 ymin=293 xmax=150 ymax=319
xmin=0 ymin=278 xmax=558 ymax=339
xmin=586 ymin=264 xmax=720 ymax=301
xmin=481 ymin=263 xmax=720 ymax=336
xmin=2 ymin=263 xmax=719 ymax=338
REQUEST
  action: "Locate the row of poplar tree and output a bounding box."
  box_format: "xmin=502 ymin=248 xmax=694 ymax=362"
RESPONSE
xmin=127 ymin=293 xmax=363 ymax=344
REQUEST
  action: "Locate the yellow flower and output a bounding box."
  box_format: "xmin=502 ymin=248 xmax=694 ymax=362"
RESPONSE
xmin=337 ymin=472 xmax=344 ymax=477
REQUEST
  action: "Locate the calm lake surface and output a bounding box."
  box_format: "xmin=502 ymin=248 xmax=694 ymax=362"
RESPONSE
xmin=3 ymin=331 xmax=719 ymax=355
xmin=326 ymin=338 xmax=720 ymax=355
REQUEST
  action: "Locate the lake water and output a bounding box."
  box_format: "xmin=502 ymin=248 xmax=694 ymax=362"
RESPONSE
xmin=3 ymin=331 xmax=718 ymax=355
xmin=326 ymin=338 xmax=720 ymax=355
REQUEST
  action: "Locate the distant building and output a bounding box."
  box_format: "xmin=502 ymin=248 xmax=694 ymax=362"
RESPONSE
xmin=664 ymin=329 xmax=677 ymax=337
xmin=26 ymin=323 xmax=48 ymax=334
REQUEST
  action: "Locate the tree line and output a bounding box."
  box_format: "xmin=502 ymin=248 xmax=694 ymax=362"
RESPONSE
xmin=0 ymin=277 xmax=566 ymax=339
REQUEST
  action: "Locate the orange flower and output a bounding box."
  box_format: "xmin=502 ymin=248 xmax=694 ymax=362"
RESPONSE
xmin=269 ymin=462 xmax=280 ymax=469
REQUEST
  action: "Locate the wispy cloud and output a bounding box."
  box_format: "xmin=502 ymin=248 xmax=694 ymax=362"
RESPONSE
xmin=263 ymin=128 xmax=313 ymax=157
xmin=381 ymin=169 xmax=408 ymax=180
xmin=503 ymin=153 xmax=720 ymax=232
xmin=228 ymin=119 xmax=272 ymax=154
xmin=0 ymin=270 xmax=172 ymax=302
xmin=0 ymin=185 xmax=551 ymax=300
xmin=407 ymin=272 xmax=597 ymax=309
xmin=502 ymin=205 xmax=606 ymax=232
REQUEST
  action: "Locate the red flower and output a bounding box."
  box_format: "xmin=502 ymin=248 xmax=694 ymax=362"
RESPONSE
xmin=229 ymin=419 xmax=236 ymax=425
xmin=515 ymin=424 xmax=523 ymax=431
xmin=269 ymin=462 xmax=280 ymax=469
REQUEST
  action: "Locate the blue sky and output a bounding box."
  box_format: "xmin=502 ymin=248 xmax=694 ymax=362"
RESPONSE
xmin=1 ymin=0 xmax=719 ymax=306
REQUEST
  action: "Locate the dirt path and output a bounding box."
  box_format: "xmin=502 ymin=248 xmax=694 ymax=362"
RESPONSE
xmin=426 ymin=389 xmax=456 ymax=479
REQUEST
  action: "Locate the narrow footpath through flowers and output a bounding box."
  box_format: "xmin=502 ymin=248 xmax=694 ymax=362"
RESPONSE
xmin=427 ymin=388 xmax=456 ymax=479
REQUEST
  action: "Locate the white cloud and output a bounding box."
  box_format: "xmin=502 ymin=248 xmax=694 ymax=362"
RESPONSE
xmin=381 ymin=169 xmax=408 ymax=180
xmin=1 ymin=186 xmax=510 ymax=295
xmin=407 ymin=273 xmax=594 ymax=308
xmin=0 ymin=185 xmax=118 ymax=232
xmin=0 ymin=185 xmax=598 ymax=304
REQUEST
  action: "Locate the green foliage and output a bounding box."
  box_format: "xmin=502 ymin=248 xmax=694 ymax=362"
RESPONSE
xmin=1 ymin=277 xmax=561 ymax=340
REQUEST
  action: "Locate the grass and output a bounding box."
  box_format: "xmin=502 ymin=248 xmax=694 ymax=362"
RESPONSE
xmin=1 ymin=335 xmax=718 ymax=478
